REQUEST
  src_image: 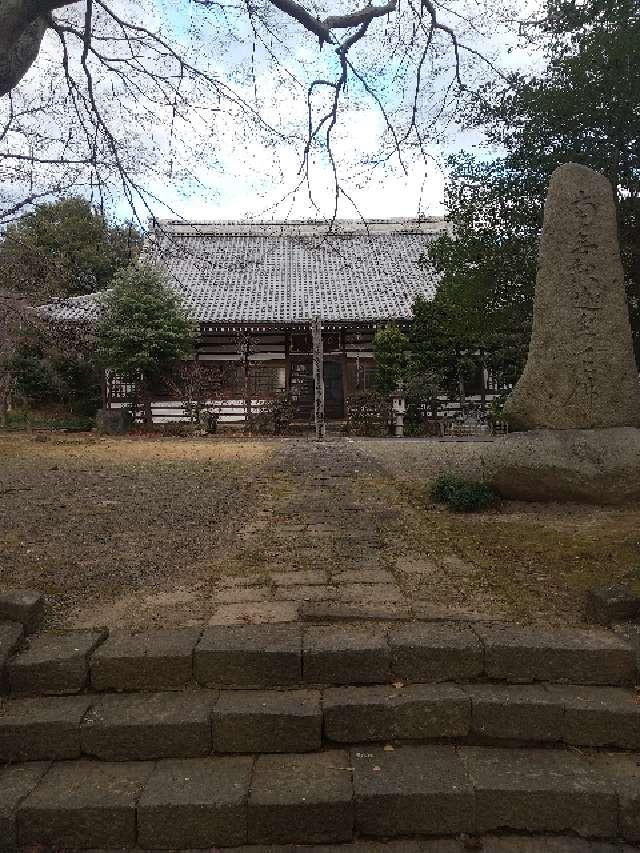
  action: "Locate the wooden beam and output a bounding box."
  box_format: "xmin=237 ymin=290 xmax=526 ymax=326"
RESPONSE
xmin=311 ymin=316 xmax=325 ymax=440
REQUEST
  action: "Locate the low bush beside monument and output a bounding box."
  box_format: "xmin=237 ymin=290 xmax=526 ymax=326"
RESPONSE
xmin=430 ymin=472 xmax=498 ymax=513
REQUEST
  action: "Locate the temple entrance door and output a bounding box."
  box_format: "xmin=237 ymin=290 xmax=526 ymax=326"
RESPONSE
xmin=290 ymin=358 xmax=314 ymax=419
xmin=323 ymin=360 xmax=344 ymax=419
xmin=289 ymin=357 xmax=344 ymax=420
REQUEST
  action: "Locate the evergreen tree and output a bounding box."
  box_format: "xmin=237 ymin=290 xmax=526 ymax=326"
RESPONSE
xmin=0 ymin=196 xmax=140 ymax=303
xmin=427 ymin=0 xmax=640 ymax=366
xmin=373 ymin=325 xmax=409 ymax=394
xmin=96 ymin=264 xmax=194 ymax=424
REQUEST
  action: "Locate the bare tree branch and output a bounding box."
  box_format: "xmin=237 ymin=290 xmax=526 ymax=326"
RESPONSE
xmin=0 ymin=0 xmax=509 ymax=230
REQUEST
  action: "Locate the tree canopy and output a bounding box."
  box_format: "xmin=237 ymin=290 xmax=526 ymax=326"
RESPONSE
xmin=373 ymin=324 xmax=409 ymax=394
xmin=0 ymin=196 xmax=139 ymax=302
xmin=425 ymin=0 xmax=640 ymax=368
xmin=96 ymin=262 xmax=193 ymax=420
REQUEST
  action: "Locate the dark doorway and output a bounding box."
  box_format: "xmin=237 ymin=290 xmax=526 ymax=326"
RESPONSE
xmin=323 ymin=360 xmax=344 ymax=418
xmin=289 ymin=357 xmax=344 ymax=419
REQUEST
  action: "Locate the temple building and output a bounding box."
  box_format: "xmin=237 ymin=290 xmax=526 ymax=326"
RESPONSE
xmin=41 ymin=217 xmax=449 ymax=425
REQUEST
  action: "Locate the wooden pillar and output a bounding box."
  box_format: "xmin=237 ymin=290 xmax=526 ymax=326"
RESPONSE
xmin=311 ymin=316 xmax=325 ymax=440
xmin=284 ymin=330 xmax=291 ymax=391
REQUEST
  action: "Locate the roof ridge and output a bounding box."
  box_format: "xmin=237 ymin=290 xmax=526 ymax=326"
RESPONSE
xmin=156 ymin=216 xmax=445 ymax=225
xmin=153 ymin=217 xmax=448 ymax=238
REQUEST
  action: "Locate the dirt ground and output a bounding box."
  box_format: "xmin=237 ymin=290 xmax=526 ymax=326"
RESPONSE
xmin=1 ymin=432 xmax=639 ymax=629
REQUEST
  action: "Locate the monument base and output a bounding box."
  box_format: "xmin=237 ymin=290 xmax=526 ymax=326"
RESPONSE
xmin=484 ymin=428 xmax=640 ymax=505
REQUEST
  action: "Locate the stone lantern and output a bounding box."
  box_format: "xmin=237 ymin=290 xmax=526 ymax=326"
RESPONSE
xmin=391 ymin=384 xmax=406 ymax=437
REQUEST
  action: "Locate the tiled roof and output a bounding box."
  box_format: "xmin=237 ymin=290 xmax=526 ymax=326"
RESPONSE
xmin=39 ymin=218 xmax=446 ymax=324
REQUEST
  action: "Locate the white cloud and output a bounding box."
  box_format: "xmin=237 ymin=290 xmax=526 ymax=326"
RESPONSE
xmin=3 ymin=0 xmax=544 ymax=225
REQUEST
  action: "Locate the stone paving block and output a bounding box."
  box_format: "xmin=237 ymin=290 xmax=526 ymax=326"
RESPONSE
xmin=303 ymin=842 xmax=421 ymax=853
xmin=310 ymin=839 xmax=420 ymax=853
xmin=412 ymin=605 xmax=500 ymax=623
xmin=477 ymin=625 xmax=636 ymax=685
xmin=195 ymin=624 xmax=302 ymax=687
xmin=0 ymin=590 xmax=45 ymax=632
xmin=392 ymin=683 xmax=470 ymax=739
xmin=0 ymin=694 xmax=93 ymax=761
xmin=209 ymin=601 xmax=299 ymax=626
xmin=586 ymin=584 xmax=640 ymax=625
xmin=337 ymin=584 xmax=405 ymax=604
xmin=249 ymin=750 xmax=353 ymax=844
xmin=283 ymin=844 xmax=422 ymax=853
xmin=276 ymin=585 xmax=338 ymax=602
xmin=396 ymin=555 xmax=440 ymax=576
xmin=352 ymin=744 xmax=474 ymax=836
xmin=460 ymin=746 xmax=617 ymax=837
xmin=323 ymin=684 xmax=470 ymax=742
xmin=613 ymin=622 xmax=640 ymax=669
xmin=17 ymin=760 xmax=153 ymax=849
xmin=587 ymin=751 xmax=640 ymax=842
xmin=546 ymin=685 xmax=640 ymax=748
xmin=8 ymin=629 xmax=107 ymax=696
xmin=212 ymin=689 xmax=321 ymax=753
xmin=215 ymin=575 xmax=266 ymax=589
xmin=272 ymin=570 xmax=328 ymax=586
xmin=323 ymin=685 xmax=397 ymax=742
xmin=300 ymin=602 xmax=413 ymax=622
xmin=81 ymin=690 xmax=217 ymax=760
xmin=466 ymin=685 xmax=564 ymax=743
xmin=0 ymin=620 xmax=23 ymax=690
xmin=91 ymin=628 xmax=202 ymax=692
xmin=389 ymin=623 xmax=483 ymax=682
xmin=332 ymin=569 xmax=396 ymax=584
xmin=455 ymin=839 xmax=622 ymax=852
xmin=216 ymin=586 xmax=272 ymax=604
xmin=0 ymin=762 xmax=49 ymax=849
xmin=303 ymin=625 xmax=390 ymax=685
xmin=137 ymin=756 xmax=253 ymax=848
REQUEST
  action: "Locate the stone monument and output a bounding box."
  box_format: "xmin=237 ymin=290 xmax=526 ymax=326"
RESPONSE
xmin=504 ymin=163 xmax=640 ymax=429
xmin=486 ymin=164 xmax=640 ymax=504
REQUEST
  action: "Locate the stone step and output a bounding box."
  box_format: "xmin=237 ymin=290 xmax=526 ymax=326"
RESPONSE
xmin=4 ymin=622 xmax=636 ymax=696
xmin=0 ymin=590 xmax=45 ymax=633
xmin=3 ymin=842 xmax=636 ymax=853
xmin=3 ymin=682 xmax=640 ymax=763
xmin=4 ymin=745 xmax=640 ymax=849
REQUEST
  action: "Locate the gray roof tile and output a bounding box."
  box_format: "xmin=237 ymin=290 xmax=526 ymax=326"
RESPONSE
xmin=39 ymin=218 xmax=445 ymax=324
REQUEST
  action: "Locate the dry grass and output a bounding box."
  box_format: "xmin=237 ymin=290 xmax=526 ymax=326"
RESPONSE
xmin=0 ymin=433 xmax=274 ymax=629
xmin=2 ymin=432 xmax=639 ymax=630
xmin=363 ymin=438 xmax=640 ymax=625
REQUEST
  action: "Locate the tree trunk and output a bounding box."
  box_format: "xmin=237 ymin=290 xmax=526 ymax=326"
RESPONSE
xmin=1 ymin=1 xmax=83 ymax=95
xmin=0 ymin=390 xmax=8 ymax=429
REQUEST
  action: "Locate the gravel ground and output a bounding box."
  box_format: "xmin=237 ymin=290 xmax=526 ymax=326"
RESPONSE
xmin=1 ymin=432 xmax=639 ymax=629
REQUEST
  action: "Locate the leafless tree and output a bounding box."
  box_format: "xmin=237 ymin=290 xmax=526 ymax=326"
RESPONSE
xmin=0 ymin=0 xmax=511 ymax=228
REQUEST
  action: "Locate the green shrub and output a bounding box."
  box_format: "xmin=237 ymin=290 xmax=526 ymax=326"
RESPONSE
xmin=430 ymin=472 xmax=497 ymax=512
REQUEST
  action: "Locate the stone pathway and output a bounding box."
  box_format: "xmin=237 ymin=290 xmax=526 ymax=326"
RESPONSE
xmin=207 ymin=439 xmax=442 ymax=625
